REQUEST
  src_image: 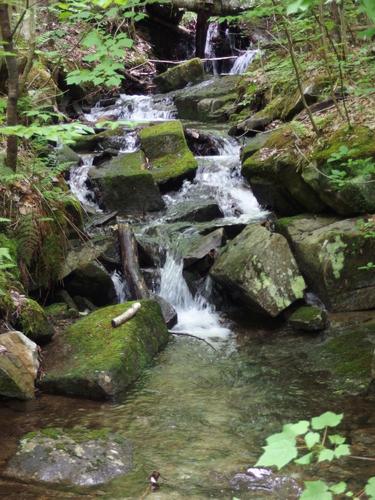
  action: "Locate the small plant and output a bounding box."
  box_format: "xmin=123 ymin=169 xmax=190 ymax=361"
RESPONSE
xmin=0 ymin=247 xmax=16 ymax=271
xmin=256 ymin=411 xmax=375 ymax=499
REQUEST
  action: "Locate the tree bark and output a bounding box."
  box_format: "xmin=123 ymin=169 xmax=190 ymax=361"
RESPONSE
xmin=117 ymin=220 xmax=150 ymax=300
xmin=195 ymin=10 xmax=210 ymax=58
xmin=0 ymin=3 xmax=19 ymax=171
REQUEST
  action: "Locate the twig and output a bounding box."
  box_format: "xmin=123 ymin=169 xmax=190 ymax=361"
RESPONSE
xmin=169 ymin=330 xmax=217 ymax=351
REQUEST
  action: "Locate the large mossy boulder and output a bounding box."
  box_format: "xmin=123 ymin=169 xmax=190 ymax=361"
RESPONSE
xmin=89 ymin=151 xmax=164 ymax=213
xmin=5 ymin=427 xmax=132 ymax=486
xmin=40 ymin=300 xmax=169 ymax=400
xmin=174 ymin=75 xmax=241 ymax=122
xmin=210 ymin=224 xmax=306 ymax=317
xmin=16 ymin=298 xmax=54 ymax=344
xmin=302 ymin=125 xmax=375 ymax=215
xmin=0 ymin=331 xmax=39 ymax=400
xmin=288 ymin=305 xmax=328 ymax=332
xmin=139 ymin=120 xmax=197 ymax=190
xmin=241 ymin=125 xmax=326 ymax=215
xmin=155 ymin=58 xmax=205 ymax=92
xmin=276 ymin=215 xmax=375 ymax=311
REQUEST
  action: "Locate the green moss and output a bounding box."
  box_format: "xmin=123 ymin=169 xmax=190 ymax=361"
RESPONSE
xmin=18 ymin=298 xmax=53 ymax=343
xmin=318 ymin=235 xmax=347 ymax=279
xmin=42 ymin=300 xmax=169 ymax=399
xmin=155 ymin=58 xmax=204 ymax=92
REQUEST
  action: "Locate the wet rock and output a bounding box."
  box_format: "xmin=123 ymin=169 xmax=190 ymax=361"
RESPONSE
xmin=152 ymin=295 xmax=178 ymax=328
xmin=174 ymin=75 xmax=241 ymax=122
xmin=166 ymin=200 xmax=224 ymax=223
xmin=302 ymin=125 xmax=375 ymax=216
xmin=230 ymin=467 xmax=301 ymax=498
xmin=288 ymin=305 xmax=328 ymax=332
xmin=0 ymin=331 xmax=39 ymax=400
xmin=89 ymin=151 xmax=165 ymax=213
xmin=231 ymin=96 xmax=284 ymax=136
xmin=241 ymin=131 xmax=273 ymax=162
xmin=241 ymin=125 xmax=327 ymax=215
xmin=139 ymin=120 xmax=198 ymax=191
xmin=276 ymin=215 xmax=375 ymax=311
xmin=5 ymin=427 xmax=132 ymax=486
xmin=183 ymin=228 xmax=225 ymax=270
xmin=210 ymin=224 xmax=306 ymax=317
xmin=63 ymin=261 xmax=117 ymax=307
xmin=59 ymin=237 xmax=113 ymax=280
xmin=40 ymin=300 xmax=169 ymax=400
xmin=55 ymin=143 xmax=80 ymax=166
xmin=155 ymin=58 xmax=205 ymax=92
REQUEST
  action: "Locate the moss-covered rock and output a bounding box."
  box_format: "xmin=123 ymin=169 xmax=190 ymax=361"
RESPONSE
xmin=302 ymin=125 xmax=375 ymax=215
xmin=288 ymin=305 xmax=328 ymax=332
xmin=89 ymin=151 xmax=165 ymax=213
xmin=5 ymin=426 xmax=132 ymax=486
xmin=40 ymin=300 xmax=169 ymax=400
xmin=155 ymin=58 xmax=205 ymax=92
xmin=16 ymin=298 xmax=54 ymax=344
xmin=281 ymin=77 xmax=329 ymax=120
xmin=231 ymin=96 xmax=284 ymax=136
xmin=0 ymin=331 xmax=39 ymax=400
xmin=276 ymin=215 xmax=375 ymax=311
xmin=241 ymin=125 xmax=327 ymax=215
xmin=210 ymin=224 xmax=306 ymax=317
xmin=139 ymin=120 xmax=197 ymax=190
xmin=174 ymin=75 xmax=241 ymax=122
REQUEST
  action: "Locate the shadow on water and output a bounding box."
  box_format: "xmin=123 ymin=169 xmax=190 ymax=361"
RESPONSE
xmin=0 ymin=313 xmax=375 ymax=499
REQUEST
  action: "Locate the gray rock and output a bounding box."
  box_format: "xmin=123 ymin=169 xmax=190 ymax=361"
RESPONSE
xmin=0 ymin=331 xmax=39 ymax=400
xmin=155 ymin=58 xmax=205 ymax=92
xmin=152 ymin=295 xmax=178 ymax=328
xmin=5 ymin=427 xmax=132 ymax=486
xmin=230 ymin=467 xmax=301 ymax=498
xmin=210 ymin=224 xmax=306 ymax=317
xmin=166 ymin=200 xmax=224 ymax=223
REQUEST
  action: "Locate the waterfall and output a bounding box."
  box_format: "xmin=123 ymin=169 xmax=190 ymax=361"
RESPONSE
xmin=111 ymin=270 xmax=127 ymax=303
xmin=69 ymin=155 xmax=101 ymax=212
xmin=204 ymin=23 xmax=220 ymax=75
xmin=159 ymin=253 xmax=230 ymax=339
xmin=230 ymin=49 xmax=259 ymax=75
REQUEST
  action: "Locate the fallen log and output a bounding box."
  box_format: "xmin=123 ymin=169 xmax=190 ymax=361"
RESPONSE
xmin=117 ymin=220 xmax=149 ymax=300
xmin=112 ymin=302 xmax=141 ymax=328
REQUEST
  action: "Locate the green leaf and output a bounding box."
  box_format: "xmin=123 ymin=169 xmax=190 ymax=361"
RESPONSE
xmin=311 ymin=412 xmax=343 ymax=430
xmin=301 ymin=480 xmax=332 ymax=500
xmin=295 ymin=452 xmax=313 ymax=465
xmin=329 ymin=434 xmax=346 ymax=445
xmin=318 ymin=449 xmax=335 ymax=462
xmin=365 ymin=477 xmax=375 ymax=499
xmin=334 ymin=444 xmax=351 ymax=458
xmin=329 ymin=482 xmax=347 ymax=495
xmin=305 ymin=431 xmax=320 ymax=449
xmin=283 ymin=420 xmax=310 ymax=436
xmin=286 ymin=0 xmax=314 ymax=14
xmin=256 ymin=432 xmax=298 ymax=469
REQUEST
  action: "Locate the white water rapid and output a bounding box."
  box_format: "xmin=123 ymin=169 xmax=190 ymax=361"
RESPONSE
xmin=230 ymin=49 xmax=259 ymax=75
xmin=68 ymin=155 xmax=101 ymax=212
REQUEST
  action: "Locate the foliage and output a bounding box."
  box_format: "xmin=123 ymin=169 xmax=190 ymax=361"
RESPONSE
xmin=256 ymin=412 xmax=375 ymax=499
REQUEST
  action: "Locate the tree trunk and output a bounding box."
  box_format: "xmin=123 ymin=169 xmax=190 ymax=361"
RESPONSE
xmin=0 ymin=3 xmax=19 ymax=171
xmin=117 ymin=220 xmax=150 ymax=300
xmin=195 ymin=10 xmax=209 ymax=58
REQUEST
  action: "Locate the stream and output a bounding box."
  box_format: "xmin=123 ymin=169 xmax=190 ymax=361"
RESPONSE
xmin=1 ymin=69 xmax=375 ymax=498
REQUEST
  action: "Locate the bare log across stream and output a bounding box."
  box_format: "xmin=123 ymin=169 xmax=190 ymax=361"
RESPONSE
xmin=117 ymin=220 xmax=149 ymax=300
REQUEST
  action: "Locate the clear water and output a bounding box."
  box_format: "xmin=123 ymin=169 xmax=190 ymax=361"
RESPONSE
xmin=230 ymin=50 xmax=259 ymax=75
xmin=68 ymin=154 xmax=101 ymax=212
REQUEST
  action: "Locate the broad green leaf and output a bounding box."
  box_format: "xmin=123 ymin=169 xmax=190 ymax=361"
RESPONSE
xmin=365 ymin=477 xmax=375 ymax=498
xmin=286 ymin=0 xmax=315 ymax=14
xmin=305 ymin=431 xmax=320 ymax=449
xmin=295 ymin=452 xmax=313 ymax=465
xmin=256 ymin=433 xmax=297 ymax=469
xmin=362 ymin=0 xmax=375 ymax=22
xmin=301 ymin=480 xmax=332 ymax=500
xmin=334 ymin=444 xmax=351 ymax=458
xmin=318 ymin=449 xmax=334 ymax=462
xmin=283 ymin=420 xmax=310 ymax=436
xmin=329 ymin=482 xmax=347 ymax=494
xmin=311 ymin=412 xmax=343 ymax=430
xmin=329 ymin=434 xmax=346 ymax=445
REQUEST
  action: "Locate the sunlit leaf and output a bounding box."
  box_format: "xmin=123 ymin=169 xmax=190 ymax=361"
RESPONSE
xmin=311 ymin=412 xmax=343 ymax=430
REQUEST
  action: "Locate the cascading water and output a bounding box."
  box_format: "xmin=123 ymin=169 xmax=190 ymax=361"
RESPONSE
xmin=68 ymin=155 xmax=101 ymax=212
xmin=230 ymin=49 xmax=259 ymax=75
xmin=204 ymin=23 xmax=220 ymax=75
xmin=111 ymin=270 xmax=127 ymax=303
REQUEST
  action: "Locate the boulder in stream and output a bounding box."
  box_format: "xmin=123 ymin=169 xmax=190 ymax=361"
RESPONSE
xmin=5 ymin=427 xmax=132 ymax=486
xmin=155 ymin=58 xmax=205 ymax=92
xmin=288 ymin=305 xmax=328 ymax=332
xmin=40 ymin=300 xmax=169 ymax=400
xmin=275 ymin=215 xmax=375 ymax=311
xmin=139 ymin=120 xmax=198 ymax=191
xmin=0 ymin=331 xmax=39 ymax=400
xmin=210 ymin=224 xmax=306 ymax=317
xmin=166 ymin=200 xmax=224 ymax=223
xmin=230 ymin=467 xmax=301 ymax=498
